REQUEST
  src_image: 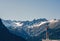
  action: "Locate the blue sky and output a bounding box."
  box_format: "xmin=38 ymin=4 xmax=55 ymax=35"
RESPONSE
xmin=0 ymin=0 xmax=60 ymax=21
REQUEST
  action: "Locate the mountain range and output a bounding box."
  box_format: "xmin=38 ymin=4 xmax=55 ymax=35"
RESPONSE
xmin=0 ymin=18 xmax=60 ymax=41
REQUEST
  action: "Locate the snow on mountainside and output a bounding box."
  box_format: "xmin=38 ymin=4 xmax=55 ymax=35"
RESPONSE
xmin=2 ymin=20 xmax=23 ymax=29
xmin=1 ymin=18 xmax=60 ymax=40
xmin=15 ymin=22 xmax=23 ymax=26
xmin=48 ymin=19 xmax=60 ymax=29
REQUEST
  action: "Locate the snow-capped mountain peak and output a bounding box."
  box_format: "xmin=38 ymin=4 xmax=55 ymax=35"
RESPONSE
xmin=48 ymin=19 xmax=60 ymax=29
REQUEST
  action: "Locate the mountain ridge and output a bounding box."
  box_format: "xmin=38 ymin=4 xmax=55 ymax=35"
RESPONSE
xmin=0 ymin=18 xmax=26 ymax=41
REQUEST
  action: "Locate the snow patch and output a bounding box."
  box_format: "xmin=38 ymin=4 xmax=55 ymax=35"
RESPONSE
xmin=15 ymin=22 xmax=23 ymax=26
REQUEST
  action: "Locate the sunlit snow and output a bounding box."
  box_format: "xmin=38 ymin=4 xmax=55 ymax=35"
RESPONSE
xmin=49 ymin=19 xmax=59 ymax=28
xmin=15 ymin=22 xmax=23 ymax=26
xmin=33 ymin=22 xmax=47 ymax=27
